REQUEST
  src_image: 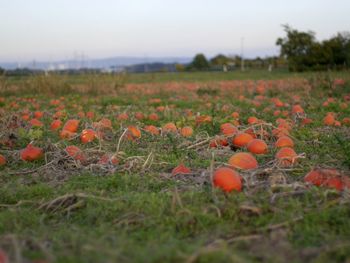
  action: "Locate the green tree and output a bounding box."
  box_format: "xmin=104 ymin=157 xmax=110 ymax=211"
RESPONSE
xmin=210 ymin=54 xmax=231 ymax=66
xmin=323 ymin=32 xmax=350 ymax=69
xmin=276 ymin=25 xmax=316 ymax=71
xmin=188 ymin=53 xmax=210 ymax=71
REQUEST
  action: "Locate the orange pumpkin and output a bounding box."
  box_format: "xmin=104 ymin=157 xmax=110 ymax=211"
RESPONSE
xmin=50 ymin=119 xmax=62 ymax=131
xmin=86 ymin=111 xmax=95 ymax=119
xmin=29 ymin=118 xmax=44 ymax=127
xmin=127 ymin=126 xmax=141 ymax=140
xmin=195 ymin=115 xmax=212 ymax=125
xmin=65 ymin=145 xmax=86 ymax=162
xmin=0 ymin=154 xmax=6 ymax=166
xmin=213 ymin=167 xmax=242 ymax=192
xmin=343 ymin=117 xmax=350 ymax=125
xmin=272 ymin=127 xmax=290 ymax=138
xmin=62 ymin=119 xmax=80 ymax=133
xmin=180 ymin=126 xmax=193 ymax=137
xmin=275 ymin=147 xmax=298 ymax=166
xmin=334 ymin=121 xmax=341 ymax=127
xmin=172 ymin=163 xmax=191 ymax=176
xmin=134 ymin=112 xmax=145 ymax=120
xmin=60 ymin=130 xmax=77 ymax=139
xmin=80 ymin=129 xmax=97 ymax=144
xmin=256 ymin=84 xmax=266 ymax=95
xmin=209 ymin=137 xmax=229 ymax=148
xmin=247 ymin=139 xmax=268 ymax=154
xmin=162 ymin=122 xmax=177 ymax=133
xmin=220 ymin=123 xmax=238 ymax=136
xmin=21 ymin=114 xmax=30 ymax=121
xmin=34 ymin=111 xmax=44 ymax=119
xmin=233 ymin=133 xmax=254 ymax=148
xmin=272 ymin=98 xmax=284 ymax=107
xmin=156 ymin=106 xmax=165 ymax=112
xmin=304 ymin=168 xmax=340 ymax=187
xmin=0 ymin=249 xmax=9 ymax=263
xmin=148 ymin=113 xmax=159 ymax=121
xmin=302 ymin=118 xmax=313 ymax=125
xmin=228 ymin=152 xmax=258 ymax=170
xmin=292 ymin=105 xmax=304 ymax=114
xmin=98 ymin=118 xmax=112 ymax=129
xmin=144 ymin=125 xmax=160 ymax=135
xmin=323 ymin=113 xmax=335 ymax=126
xmin=247 ymin=116 xmax=259 ymax=125
xmin=275 ymin=136 xmax=294 ymax=148
xmin=324 ymin=177 xmax=344 ymax=191
xmin=98 ymin=154 xmax=119 ymax=165
xmin=117 ymin=113 xmax=129 ymax=121
xmin=20 ymin=144 xmax=43 ymax=162
xmin=231 ymin=112 xmax=239 ymax=119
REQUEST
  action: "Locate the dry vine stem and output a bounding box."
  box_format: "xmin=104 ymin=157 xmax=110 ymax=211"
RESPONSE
xmin=115 ymin=128 xmax=128 ymax=156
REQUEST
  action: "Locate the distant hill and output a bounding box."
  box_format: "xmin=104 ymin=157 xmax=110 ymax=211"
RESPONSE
xmin=125 ymin=62 xmax=180 ymax=73
xmin=0 ymin=56 xmax=192 ymax=70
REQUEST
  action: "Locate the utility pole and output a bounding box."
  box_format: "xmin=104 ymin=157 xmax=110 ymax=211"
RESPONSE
xmin=241 ymin=37 xmax=245 ymax=71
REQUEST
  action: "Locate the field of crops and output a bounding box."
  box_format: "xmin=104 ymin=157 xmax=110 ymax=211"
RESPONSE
xmin=0 ymin=71 xmax=350 ymax=263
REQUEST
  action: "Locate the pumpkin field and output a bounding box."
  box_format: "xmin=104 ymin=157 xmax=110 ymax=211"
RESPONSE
xmin=0 ymin=71 xmax=350 ymax=263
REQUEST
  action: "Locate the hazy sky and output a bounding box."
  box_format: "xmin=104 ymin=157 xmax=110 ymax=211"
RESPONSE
xmin=1 ymin=0 xmax=349 ymax=62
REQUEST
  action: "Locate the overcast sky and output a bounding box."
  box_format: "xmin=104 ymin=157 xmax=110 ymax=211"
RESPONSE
xmin=0 ymin=0 xmax=349 ymax=62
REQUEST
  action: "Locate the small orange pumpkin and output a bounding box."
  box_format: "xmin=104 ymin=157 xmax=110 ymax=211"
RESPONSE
xmin=29 ymin=118 xmax=44 ymax=127
xmin=162 ymin=122 xmax=177 ymax=133
xmin=275 ymin=136 xmax=294 ymax=148
xmin=148 ymin=113 xmax=159 ymax=121
xmin=80 ymin=129 xmax=97 ymax=144
xmin=220 ymin=123 xmax=238 ymax=136
xmin=144 ymin=125 xmax=160 ymax=135
xmin=232 ymin=133 xmax=254 ymax=148
xmin=0 ymin=154 xmax=6 ymax=166
xmin=209 ymin=137 xmax=229 ymax=148
xmin=134 ymin=112 xmax=145 ymax=120
xmin=247 ymin=116 xmax=259 ymax=125
xmin=62 ymin=119 xmax=80 ymax=133
xmin=127 ymin=126 xmax=141 ymax=140
xmin=323 ymin=113 xmax=335 ymax=126
xmin=275 ymin=147 xmax=298 ymax=166
xmin=65 ymin=145 xmax=86 ymax=162
xmin=172 ymin=163 xmax=191 ymax=176
xmin=247 ymin=139 xmax=268 ymax=154
xmin=98 ymin=154 xmax=119 ymax=165
xmin=117 ymin=113 xmax=129 ymax=121
xmin=20 ymin=144 xmax=43 ymax=162
xmin=213 ymin=167 xmax=242 ymax=192
xmin=228 ymin=152 xmax=258 ymax=170
xmin=180 ymin=126 xmax=193 ymax=137
xmin=50 ymin=119 xmax=62 ymax=131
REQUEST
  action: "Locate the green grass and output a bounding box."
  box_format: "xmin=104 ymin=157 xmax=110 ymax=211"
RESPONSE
xmin=4 ymin=69 xmax=350 ymax=86
xmin=0 ymin=71 xmax=350 ymax=262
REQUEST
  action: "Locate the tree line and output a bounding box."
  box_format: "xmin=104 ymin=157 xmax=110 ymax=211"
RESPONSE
xmin=276 ymin=25 xmax=350 ymax=71
xmin=182 ymin=54 xmax=285 ymax=72
xmin=187 ymin=25 xmax=350 ymax=72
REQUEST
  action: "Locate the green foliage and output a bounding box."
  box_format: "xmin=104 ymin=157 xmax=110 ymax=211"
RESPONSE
xmin=210 ymin=54 xmax=233 ymax=66
xmin=276 ymin=25 xmax=350 ymax=71
xmin=187 ymin=53 xmax=210 ymax=71
xmin=276 ymin=25 xmax=317 ymax=71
